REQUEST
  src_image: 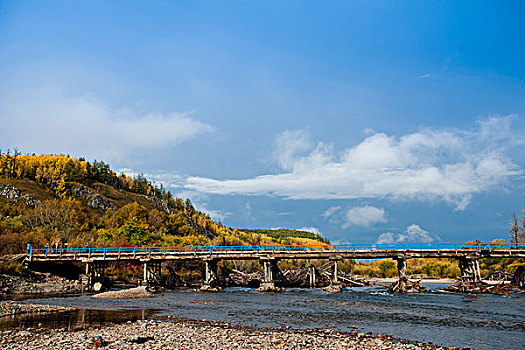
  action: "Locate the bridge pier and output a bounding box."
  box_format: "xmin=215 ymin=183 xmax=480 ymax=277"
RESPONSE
xmin=85 ymin=261 xmax=107 ymax=291
xmin=258 ymin=258 xmax=283 ymax=292
xmin=396 ymin=257 xmax=407 ymax=279
xmin=514 ymin=266 xmax=524 ymax=288
xmin=459 ymin=258 xmax=481 ymax=282
xmin=165 ymin=264 xmax=185 ymax=288
xmin=142 ymin=260 xmax=164 ymax=287
xmin=329 ymin=260 xmax=339 ymax=283
xmin=201 ymin=259 xmax=219 ymax=291
xmin=324 ymin=259 xmax=343 ymax=293
xmin=309 ymin=265 xmax=317 ymax=288
xmin=395 ymin=257 xmax=408 ymax=290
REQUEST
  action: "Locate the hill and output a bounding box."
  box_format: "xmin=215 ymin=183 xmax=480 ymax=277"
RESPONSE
xmin=241 ymin=228 xmax=330 ymax=245
xmin=0 ymin=153 xmax=327 ymax=255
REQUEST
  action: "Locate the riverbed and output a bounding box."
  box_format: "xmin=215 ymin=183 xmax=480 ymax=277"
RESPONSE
xmin=1 ymin=283 xmax=524 ymax=349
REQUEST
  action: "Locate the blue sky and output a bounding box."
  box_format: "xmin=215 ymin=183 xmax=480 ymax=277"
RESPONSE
xmin=1 ymin=1 xmax=524 ymax=244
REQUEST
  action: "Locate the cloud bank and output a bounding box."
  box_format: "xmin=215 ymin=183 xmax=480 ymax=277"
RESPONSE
xmin=343 ymin=206 xmax=387 ymax=228
xmin=377 ymin=224 xmax=439 ymax=244
xmin=186 ymin=117 xmax=521 ymax=210
xmin=0 ymin=87 xmax=212 ymax=162
xmin=323 ymin=205 xmax=387 ymax=228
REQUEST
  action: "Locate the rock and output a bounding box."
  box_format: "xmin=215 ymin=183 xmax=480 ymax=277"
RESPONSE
xmin=70 ymin=184 xmax=115 ymax=211
xmin=91 ymin=286 xmax=155 ymax=299
xmin=92 ymin=282 xmax=104 ymax=292
xmin=0 ymin=184 xmax=40 ymax=207
xmin=0 ymin=318 xmax=448 ymax=349
xmin=144 ymin=196 xmax=172 ymax=214
xmin=256 ymin=282 xmax=282 ymax=292
xmin=389 ymin=277 xmax=427 ymax=293
xmin=324 ymin=283 xmax=342 ymax=293
xmin=0 ymin=301 xmax=75 ymax=317
xmin=87 ymin=194 xmax=115 ymax=211
xmin=0 ymin=273 xmax=83 ymax=296
xmin=200 ymin=285 xmax=222 ymax=292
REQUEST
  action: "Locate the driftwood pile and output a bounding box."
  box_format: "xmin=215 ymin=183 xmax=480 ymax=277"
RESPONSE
xmin=338 ymin=275 xmax=370 ymax=287
xmin=285 ymin=266 xmax=329 ymax=287
xmin=389 ymin=277 xmax=426 ymax=293
xmin=445 ymin=281 xmax=512 ymax=295
xmin=228 ymin=270 xmax=263 ymax=288
xmin=485 ymin=270 xmax=514 ymax=281
xmin=227 ymin=265 xmax=369 ymax=289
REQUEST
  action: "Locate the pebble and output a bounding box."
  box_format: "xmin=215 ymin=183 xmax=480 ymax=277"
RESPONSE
xmin=0 ymin=274 xmax=82 ymax=296
xmin=0 ymin=314 xmax=447 ymax=349
xmin=0 ymin=301 xmax=74 ymax=317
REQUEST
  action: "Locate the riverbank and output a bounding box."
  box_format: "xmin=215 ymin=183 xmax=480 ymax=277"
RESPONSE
xmin=0 ymin=273 xmax=82 ymax=296
xmin=0 ymin=301 xmax=74 ymax=318
xmin=0 ymin=316 xmax=447 ymax=350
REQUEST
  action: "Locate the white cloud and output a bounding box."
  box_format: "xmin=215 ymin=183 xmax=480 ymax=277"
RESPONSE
xmin=185 ymin=199 xmax=231 ymax=223
xmin=203 ymin=209 xmax=230 ymax=223
xmin=273 ymin=129 xmax=334 ymax=172
xmin=0 ymin=87 xmax=212 ymax=162
xmin=322 ymin=206 xmax=342 ymax=219
xmin=299 ymin=226 xmax=321 ymax=235
xmin=419 ymin=73 xmax=438 ymax=79
xmin=342 ymin=205 xmax=387 ymax=228
xmin=185 ymin=117 xmax=522 ymax=210
xmin=274 ymin=130 xmax=311 ymax=171
xmin=376 ymin=224 xmax=438 ymax=244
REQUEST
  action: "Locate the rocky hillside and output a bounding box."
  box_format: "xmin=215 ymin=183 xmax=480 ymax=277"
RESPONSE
xmin=0 ymin=153 xmax=327 ymax=255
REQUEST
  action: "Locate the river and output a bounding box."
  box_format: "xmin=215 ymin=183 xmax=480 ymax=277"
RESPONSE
xmin=2 ymin=283 xmax=524 ymax=350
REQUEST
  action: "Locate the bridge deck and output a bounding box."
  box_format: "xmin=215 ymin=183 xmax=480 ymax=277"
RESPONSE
xmin=28 ymin=243 xmax=525 ymax=263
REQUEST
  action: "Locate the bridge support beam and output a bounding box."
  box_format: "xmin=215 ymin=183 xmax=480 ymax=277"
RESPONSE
xmin=142 ymin=260 xmax=163 ymax=287
xmin=201 ymin=259 xmax=219 ymax=291
xmin=459 ymin=258 xmax=481 ymax=282
xmin=258 ymin=258 xmax=283 ymax=292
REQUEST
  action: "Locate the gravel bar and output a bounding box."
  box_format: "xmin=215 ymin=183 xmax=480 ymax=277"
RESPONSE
xmin=0 ymin=316 xmax=451 ymax=350
xmin=0 ymin=301 xmax=75 ymax=317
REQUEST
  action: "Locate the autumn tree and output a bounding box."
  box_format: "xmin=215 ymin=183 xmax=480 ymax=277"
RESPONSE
xmin=509 ymin=210 xmax=525 ymax=244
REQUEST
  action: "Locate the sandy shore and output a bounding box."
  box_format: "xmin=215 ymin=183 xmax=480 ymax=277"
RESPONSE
xmin=0 ymin=316 xmax=448 ymax=350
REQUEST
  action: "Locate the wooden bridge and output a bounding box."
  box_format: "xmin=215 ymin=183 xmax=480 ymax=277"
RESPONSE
xmin=26 ymin=242 xmax=525 ymax=291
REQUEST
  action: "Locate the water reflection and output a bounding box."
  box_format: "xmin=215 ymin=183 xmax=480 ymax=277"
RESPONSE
xmin=0 ymin=308 xmax=157 ymax=330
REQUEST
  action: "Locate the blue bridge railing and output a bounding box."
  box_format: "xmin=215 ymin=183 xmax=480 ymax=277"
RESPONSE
xmin=28 ymin=242 xmax=525 ymax=258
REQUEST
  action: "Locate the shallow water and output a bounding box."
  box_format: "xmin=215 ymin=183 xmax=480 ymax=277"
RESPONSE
xmin=3 ymin=284 xmax=524 ymax=350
